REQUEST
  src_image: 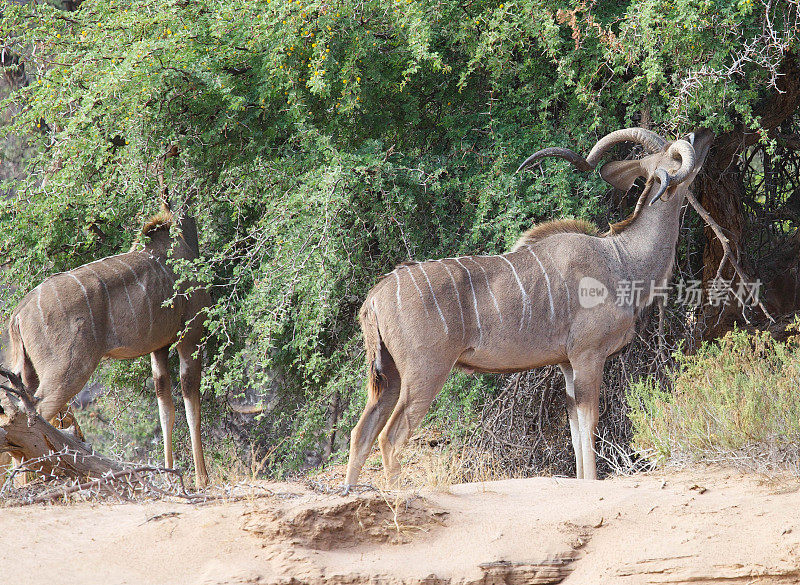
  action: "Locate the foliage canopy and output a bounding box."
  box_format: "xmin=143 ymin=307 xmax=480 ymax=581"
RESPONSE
xmin=1 ymin=0 xmax=798 ymax=470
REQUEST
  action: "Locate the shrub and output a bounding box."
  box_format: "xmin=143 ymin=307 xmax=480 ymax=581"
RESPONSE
xmin=627 ymin=326 xmax=800 ymax=471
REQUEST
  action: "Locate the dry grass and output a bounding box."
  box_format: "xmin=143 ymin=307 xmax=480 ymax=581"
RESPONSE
xmin=309 ymin=425 xmax=515 ymax=498
xmin=402 ymin=428 xmax=516 ymax=491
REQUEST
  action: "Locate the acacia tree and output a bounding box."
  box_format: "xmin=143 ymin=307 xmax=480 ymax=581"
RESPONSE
xmin=1 ymin=0 xmax=798 ymax=472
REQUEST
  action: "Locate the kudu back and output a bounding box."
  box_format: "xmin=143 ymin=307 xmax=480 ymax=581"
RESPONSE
xmin=8 ymin=201 xmax=210 ymax=486
xmin=346 ymin=127 xmax=714 ymax=487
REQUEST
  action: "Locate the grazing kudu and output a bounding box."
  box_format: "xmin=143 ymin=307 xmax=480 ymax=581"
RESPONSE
xmin=345 ymin=127 xmax=714 ymax=487
xmin=7 ymin=200 xmax=211 ymax=486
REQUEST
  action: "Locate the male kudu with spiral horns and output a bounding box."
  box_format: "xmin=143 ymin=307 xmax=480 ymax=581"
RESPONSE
xmin=345 ymin=127 xmax=714 ymax=488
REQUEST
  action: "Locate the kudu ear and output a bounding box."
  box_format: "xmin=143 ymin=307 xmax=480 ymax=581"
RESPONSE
xmin=599 ymin=159 xmax=645 ymax=192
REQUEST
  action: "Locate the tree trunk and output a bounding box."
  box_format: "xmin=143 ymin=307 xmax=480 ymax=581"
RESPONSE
xmin=695 ymin=144 xmax=747 ymax=338
xmin=696 ymin=53 xmax=800 ymax=339
xmin=324 ymin=390 xmax=341 ymax=460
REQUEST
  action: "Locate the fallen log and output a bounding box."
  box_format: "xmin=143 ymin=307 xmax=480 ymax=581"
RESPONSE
xmin=0 ymin=368 xmax=211 ymax=505
xmin=0 ymin=366 xmax=123 ymax=479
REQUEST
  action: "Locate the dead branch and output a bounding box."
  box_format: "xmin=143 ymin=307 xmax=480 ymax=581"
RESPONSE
xmin=227 ymin=398 xmax=265 ymax=415
xmin=0 ymin=368 xmax=217 ymax=506
xmin=0 ymin=366 xmax=38 ymax=423
xmin=1 ymin=458 xmax=217 ymax=506
xmin=27 ymin=466 xmax=185 ymax=505
xmin=0 ymin=367 xmax=125 ymax=479
xmin=684 ymin=191 xmax=774 ymax=323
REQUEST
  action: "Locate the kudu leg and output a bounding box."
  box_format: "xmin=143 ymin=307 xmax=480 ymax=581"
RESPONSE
xmin=378 ymin=371 xmax=449 ymax=488
xmin=177 ymin=343 xmax=209 ymax=488
xmin=151 ymin=347 xmax=175 ymax=470
xmin=35 ymin=361 xmax=99 ymax=423
xmin=27 ymin=364 xmax=97 ymax=486
xmin=344 ymin=355 xmax=401 ymax=487
xmin=570 ymin=358 xmax=604 ymax=480
xmin=559 ymin=363 xmax=584 ymax=479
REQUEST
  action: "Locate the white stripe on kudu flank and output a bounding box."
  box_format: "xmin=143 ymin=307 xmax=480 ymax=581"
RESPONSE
xmin=112 ymin=257 xmax=153 ymax=336
xmin=454 ymin=258 xmax=482 ymax=346
xmin=49 ymin=280 xmax=67 ymax=320
xmin=404 ymin=265 xmax=430 ymax=317
xmin=66 ymin=273 xmax=98 ymax=341
xmin=36 ymin=286 xmax=49 ymax=335
xmin=498 ymin=255 xmax=531 ymax=330
xmin=418 ymin=264 xmax=449 ymax=334
xmin=526 ymin=247 xmax=555 ymax=321
xmin=436 ymin=260 xmax=466 ymax=339
xmin=392 ymin=271 xmax=402 ymax=310
xmin=543 ymin=250 xmax=569 ymax=317
xmin=104 ymin=261 xmax=137 ymax=318
xmin=84 ymin=265 xmax=119 ymax=337
xmin=465 ymin=257 xmax=502 ymax=323
xmin=113 ymin=257 xmax=146 ymax=293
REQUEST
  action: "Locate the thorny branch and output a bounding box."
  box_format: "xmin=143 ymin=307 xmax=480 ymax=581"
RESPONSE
xmin=676 ymin=0 xmax=800 ymax=101
xmin=0 ymin=449 xmax=216 ymax=506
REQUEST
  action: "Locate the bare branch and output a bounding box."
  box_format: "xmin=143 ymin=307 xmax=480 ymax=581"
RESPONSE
xmin=0 ymin=366 xmax=38 ymax=422
xmin=684 ymin=190 xmax=774 ymax=322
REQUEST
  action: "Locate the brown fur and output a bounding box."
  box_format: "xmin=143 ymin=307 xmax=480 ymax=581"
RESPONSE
xmin=366 ymin=362 xmax=384 ymax=402
xmin=359 ymin=302 xmax=379 ymax=368
xmin=605 ymin=214 xmax=636 ymax=236
xmin=7 ymin=316 xmax=33 ymax=390
xmin=140 ymin=209 xmax=174 ymax=237
xmin=8 ymin=315 xmax=22 ymax=380
xmin=359 ymin=301 xmax=384 ymax=402
xmin=512 ymin=218 xmax=599 ymax=250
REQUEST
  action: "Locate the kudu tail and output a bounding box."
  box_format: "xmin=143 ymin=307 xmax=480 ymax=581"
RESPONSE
xmin=7 ymin=315 xmax=38 ymax=393
xmin=347 ymin=297 xmax=400 ymax=488
xmin=359 ymin=299 xmax=388 ymax=402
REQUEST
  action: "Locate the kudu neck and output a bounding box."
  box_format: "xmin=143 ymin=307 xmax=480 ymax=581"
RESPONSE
xmin=179 ymin=215 xmax=201 ymax=258
xmin=144 ymin=219 xmax=199 ymax=260
xmin=611 ymin=187 xmax=686 ymax=285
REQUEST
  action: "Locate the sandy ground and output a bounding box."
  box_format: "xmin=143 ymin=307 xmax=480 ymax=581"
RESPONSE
xmin=1 ymin=466 xmax=799 ymax=585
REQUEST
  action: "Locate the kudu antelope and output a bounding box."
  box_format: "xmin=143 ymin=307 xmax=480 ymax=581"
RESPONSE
xmin=7 ymin=200 xmax=211 ymax=486
xmin=345 ymin=127 xmax=714 ymax=487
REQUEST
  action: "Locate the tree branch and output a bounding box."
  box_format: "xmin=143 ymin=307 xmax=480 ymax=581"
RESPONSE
xmin=0 ymin=366 xmax=38 ymax=423
xmin=685 ymin=191 xmax=774 ymax=323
